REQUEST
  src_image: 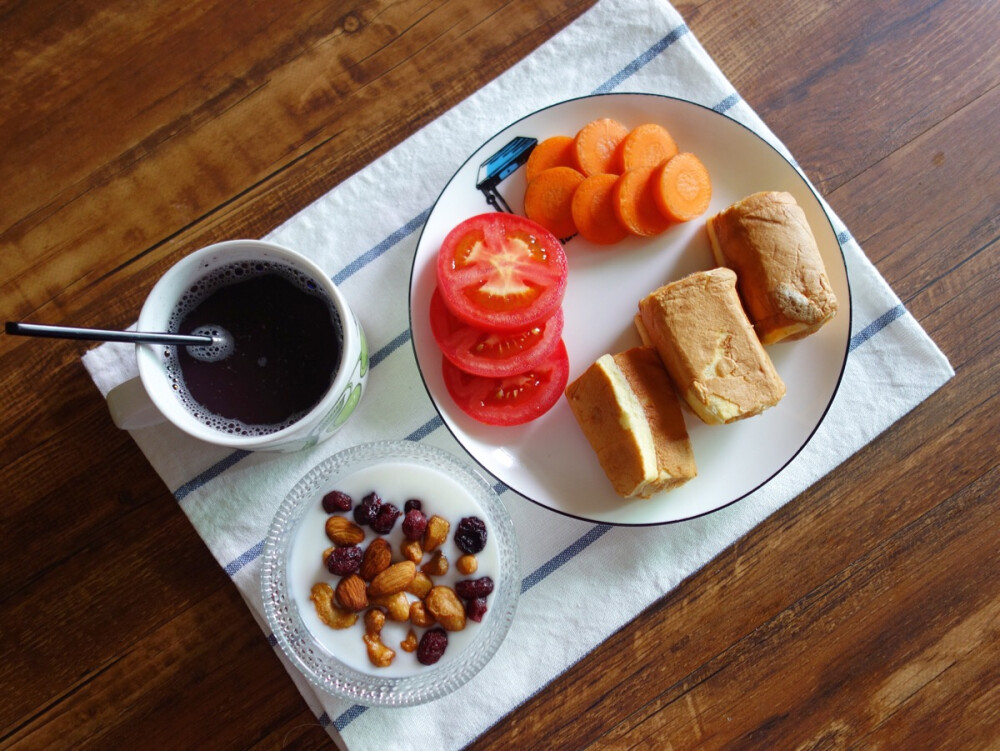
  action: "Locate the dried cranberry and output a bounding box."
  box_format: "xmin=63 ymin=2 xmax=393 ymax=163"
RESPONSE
xmin=455 ymin=576 xmax=494 ymax=600
xmin=404 ymin=499 xmax=422 ymax=513
xmin=417 ymin=627 xmax=448 ymax=665
xmin=321 ymin=490 xmax=353 ymax=513
xmin=326 ymin=546 xmax=363 ymax=576
xmin=454 ymin=516 xmax=487 ymax=554
xmin=370 ymin=502 xmax=401 ymax=534
xmin=465 ymin=597 xmax=488 ymax=623
xmin=401 ymin=509 xmax=428 ymax=541
xmin=353 ymin=492 xmax=382 ymax=526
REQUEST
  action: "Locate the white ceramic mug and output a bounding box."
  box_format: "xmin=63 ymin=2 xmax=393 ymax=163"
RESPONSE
xmin=107 ymin=240 xmax=368 ymax=452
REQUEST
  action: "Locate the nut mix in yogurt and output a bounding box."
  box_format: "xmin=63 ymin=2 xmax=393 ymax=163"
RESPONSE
xmin=308 ymin=482 xmax=495 ymax=670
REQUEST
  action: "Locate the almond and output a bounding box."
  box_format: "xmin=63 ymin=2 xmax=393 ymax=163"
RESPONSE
xmin=425 ymin=585 xmax=467 ymax=631
xmin=335 ymin=573 xmax=368 ymax=612
xmin=359 ymin=537 xmax=392 ymax=581
xmin=368 ymin=560 xmax=416 ymax=597
xmin=325 ymin=516 xmax=365 ymax=547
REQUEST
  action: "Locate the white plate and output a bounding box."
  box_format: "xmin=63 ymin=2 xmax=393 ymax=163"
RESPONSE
xmin=409 ymin=93 xmax=851 ymax=526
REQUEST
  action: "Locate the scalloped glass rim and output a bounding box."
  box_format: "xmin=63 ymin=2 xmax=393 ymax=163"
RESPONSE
xmin=260 ymin=440 xmax=521 ymax=707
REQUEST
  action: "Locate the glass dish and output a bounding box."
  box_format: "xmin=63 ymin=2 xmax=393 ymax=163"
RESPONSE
xmin=261 ymin=440 xmax=520 ymax=707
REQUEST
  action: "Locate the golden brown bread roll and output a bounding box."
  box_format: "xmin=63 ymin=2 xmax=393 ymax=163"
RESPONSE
xmin=638 ymin=268 xmax=785 ymax=424
xmin=706 ymin=191 xmax=838 ymax=344
xmin=565 ymin=347 xmax=696 ymax=499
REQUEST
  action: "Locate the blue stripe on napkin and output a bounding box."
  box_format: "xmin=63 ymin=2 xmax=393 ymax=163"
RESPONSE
xmin=850 ymin=303 xmax=907 ymax=352
xmin=592 ymin=25 xmax=690 ymax=94
xmin=333 ymin=208 xmax=432 ymax=286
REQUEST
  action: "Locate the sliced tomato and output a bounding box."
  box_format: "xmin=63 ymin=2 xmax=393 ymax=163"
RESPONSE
xmin=441 ymin=340 xmax=569 ymax=426
xmin=429 ymin=287 xmax=564 ymax=378
xmin=436 ymin=212 xmax=568 ymax=332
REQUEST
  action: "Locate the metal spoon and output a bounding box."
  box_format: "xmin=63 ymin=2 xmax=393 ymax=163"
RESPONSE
xmin=5 ymin=321 xmax=235 ymax=363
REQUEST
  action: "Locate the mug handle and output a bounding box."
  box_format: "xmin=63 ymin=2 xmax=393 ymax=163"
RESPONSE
xmin=106 ymin=377 xmax=167 ymax=430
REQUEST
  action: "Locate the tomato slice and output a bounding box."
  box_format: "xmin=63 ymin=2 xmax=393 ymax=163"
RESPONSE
xmin=441 ymin=340 xmax=570 ymax=426
xmin=429 ymin=287 xmax=564 ymax=378
xmin=436 ymin=212 xmax=568 ymax=331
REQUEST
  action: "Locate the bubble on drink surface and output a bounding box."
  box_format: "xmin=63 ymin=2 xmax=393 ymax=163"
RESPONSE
xmin=162 ymin=259 xmax=339 ymax=437
xmin=185 ymin=324 xmax=235 ymax=363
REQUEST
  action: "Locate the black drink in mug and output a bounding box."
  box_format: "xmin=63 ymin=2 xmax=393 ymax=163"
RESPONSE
xmin=163 ymin=260 xmax=343 ymax=436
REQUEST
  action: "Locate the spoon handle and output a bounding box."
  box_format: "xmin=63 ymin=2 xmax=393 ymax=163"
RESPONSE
xmin=5 ymin=321 xmax=214 ymax=346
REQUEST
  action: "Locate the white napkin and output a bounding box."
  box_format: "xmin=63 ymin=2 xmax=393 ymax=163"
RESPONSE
xmin=82 ymin=0 xmax=953 ymax=747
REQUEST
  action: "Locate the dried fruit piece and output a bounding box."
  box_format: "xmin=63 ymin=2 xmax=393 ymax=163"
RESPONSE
xmin=326 ymin=545 xmax=363 ymax=576
xmin=325 ymin=516 xmax=366 ymax=547
xmin=359 ymin=537 xmax=392 ymax=581
xmin=322 ymin=490 xmax=353 ymax=513
xmin=309 ymin=583 xmax=358 ymax=629
xmin=421 ymin=549 xmax=449 ymax=577
xmin=400 ymin=629 xmax=419 ymax=653
xmin=402 ymin=509 xmax=428 ymax=541
xmin=423 ymin=515 xmax=450 ymax=552
xmin=466 ymin=596 xmax=488 ymax=623
xmin=456 ymin=554 xmax=478 ymax=575
xmin=371 ymin=502 xmax=401 ymax=534
xmin=335 ymin=574 xmax=368 ymax=612
xmin=404 ymin=499 xmax=422 ymax=513
xmin=455 ymin=516 xmax=487 ymax=554
xmin=455 ymin=576 xmax=494 ymax=601
xmin=368 ymin=561 xmax=417 ymax=597
xmin=409 ymin=600 xmax=436 ymax=628
xmin=406 ymin=571 xmax=434 ymax=599
xmin=417 ymin=627 xmax=448 ymax=665
xmin=425 ymin=586 xmax=467 ymax=631
xmin=354 ymin=492 xmax=382 ymax=526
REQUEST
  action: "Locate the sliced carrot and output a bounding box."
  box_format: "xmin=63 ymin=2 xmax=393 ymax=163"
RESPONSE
xmin=652 ymin=152 xmax=712 ymax=222
xmin=525 ymin=135 xmax=576 ymax=183
xmin=612 ymin=167 xmax=671 ymax=237
xmin=573 ymin=118 xmax=629 ymax=177
xmin=617 ymin=123 xmax=679 ymax=172
xmin=523 ymin=166 xmax=585 ymax=238
xmin=571 ymin=173 xmax=629 ymax=246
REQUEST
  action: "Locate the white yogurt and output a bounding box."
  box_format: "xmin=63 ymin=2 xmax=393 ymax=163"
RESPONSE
xmin=288 ymin=459 xmax=500 ymax=677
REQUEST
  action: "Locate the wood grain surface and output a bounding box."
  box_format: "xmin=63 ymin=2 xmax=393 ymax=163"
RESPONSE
xmin=2 ymin=0 xmax=997 ymax=748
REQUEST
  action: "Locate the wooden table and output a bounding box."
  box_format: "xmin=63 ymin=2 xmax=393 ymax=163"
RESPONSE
xmin=3 ymin=1 xmax=997 ymax=748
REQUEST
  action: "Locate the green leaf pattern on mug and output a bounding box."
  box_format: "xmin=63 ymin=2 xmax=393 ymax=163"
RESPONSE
xmin=315 ymin=321 xmax=368 ymax=437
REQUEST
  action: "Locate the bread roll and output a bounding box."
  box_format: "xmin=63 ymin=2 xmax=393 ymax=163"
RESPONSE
xmin=707 ymin=191 xmax=838 ymax=344
xmin=638 ymin=268 xmax=785 ymax=424
xmin=565 ymin=347 xmax=696 ymax=499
